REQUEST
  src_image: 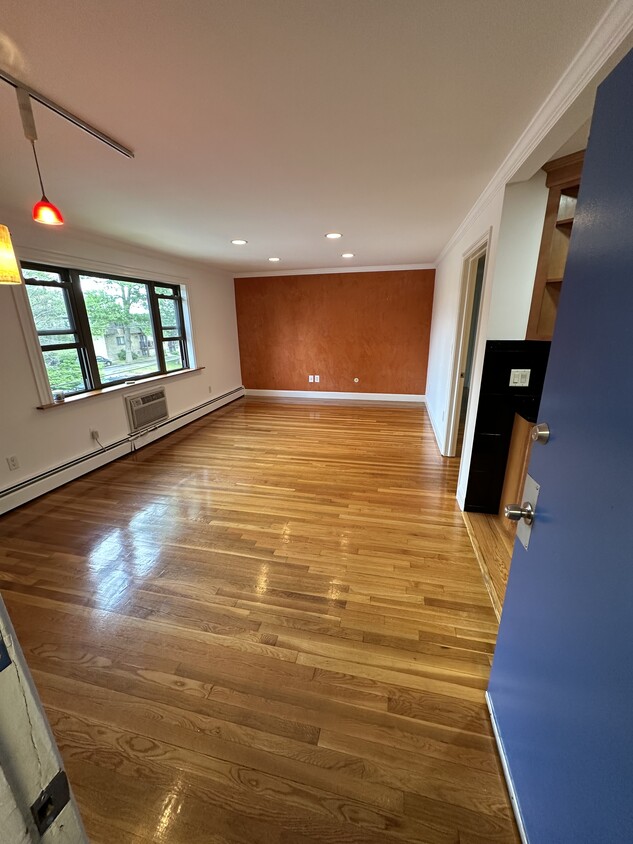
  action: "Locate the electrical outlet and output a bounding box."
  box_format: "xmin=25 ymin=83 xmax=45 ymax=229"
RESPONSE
xmin=308 ymin=375 xmax=314 ymax=383
xmin=314 ymin=375 xmax=320 ymax=383
xmin=6 ymin=455 xmax=19 ymax=471
xmin=90 ymin=429 xmax=100 ymax=441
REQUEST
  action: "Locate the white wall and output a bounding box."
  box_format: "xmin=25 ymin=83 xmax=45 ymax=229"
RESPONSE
xmin=425 ymin=172 xmax=548 ymax=508
xmin=0 ymin=213 xmax=242 ymax=497
xmin=425 ymin=188 xmax=505 ymax=459
xmin=487 ymin=171 xmax=548 ymax=339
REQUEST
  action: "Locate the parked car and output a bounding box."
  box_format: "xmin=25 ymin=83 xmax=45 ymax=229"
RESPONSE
xmin=96 ymin=356 xmax=113 ymax=366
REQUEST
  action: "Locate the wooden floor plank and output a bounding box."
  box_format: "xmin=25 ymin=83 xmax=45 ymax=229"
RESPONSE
xmin=0 ymin=397 xmax=518 ymax=842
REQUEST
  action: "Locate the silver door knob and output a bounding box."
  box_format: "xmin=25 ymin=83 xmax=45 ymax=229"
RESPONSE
xmin=531 ymin=422 xmax=550 ymax=444
xmin=504 ymin=502 xmax=534 ymax=525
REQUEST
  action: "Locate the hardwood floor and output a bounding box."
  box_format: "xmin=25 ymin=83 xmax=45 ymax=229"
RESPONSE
xmin=0 ymin=397 xmax=518 ymax=843
xmin=462 ymin=513 xmax=513 ymax=619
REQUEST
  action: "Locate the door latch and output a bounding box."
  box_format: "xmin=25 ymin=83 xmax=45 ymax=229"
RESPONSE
xmin=504 ymin=502 xmax=534 ymax=525
xmin=504 ymin=474 xmax=540 ymax=549
xmin=31 ymin=770 xmax=70 ymax=835
xmin=531 ymin=422 xmax=550 ymax=444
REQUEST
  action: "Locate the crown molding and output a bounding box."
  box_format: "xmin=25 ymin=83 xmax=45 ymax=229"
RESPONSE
xmin=233 ymin=263 xmax=435 ymax=279
xmin=436 ymin=0 xmax=633 ymax=265
xmin=14 ymin=243 xmax=190 ymax=284
xmin=0 ymin=204 xmax=235 ymax=280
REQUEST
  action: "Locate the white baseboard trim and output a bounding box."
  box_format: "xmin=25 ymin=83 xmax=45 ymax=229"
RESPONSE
xmin=456 ymin=485 xmax=466 ymax=511
xmin=486 ymin=692 xmax=530 ymax=844
xmin=425 ymin=400 xmax=449 ymax=456
xmin=245 ymin=389 xmax=425 ymax=402
xmin=0 ymin=387 xmax=244 ymax=515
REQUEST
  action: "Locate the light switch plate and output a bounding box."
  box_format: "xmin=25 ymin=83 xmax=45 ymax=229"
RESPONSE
xmin=509 ymin=368 xmax=531 ymax=387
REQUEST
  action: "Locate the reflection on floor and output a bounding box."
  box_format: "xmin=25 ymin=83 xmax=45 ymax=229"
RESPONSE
xmin=0 ymin=397 xmax=519 ymax=843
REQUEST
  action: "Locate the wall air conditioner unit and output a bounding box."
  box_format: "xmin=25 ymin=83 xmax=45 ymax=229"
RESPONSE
xmin=125 ymin=387 xmax=169 ymax=433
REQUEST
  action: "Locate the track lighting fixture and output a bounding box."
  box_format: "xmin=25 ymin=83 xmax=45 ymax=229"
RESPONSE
xmin=2 ymin=71 xmax=133 ymax=226
xmin=17 ymin=87 xmax=64 ymax=225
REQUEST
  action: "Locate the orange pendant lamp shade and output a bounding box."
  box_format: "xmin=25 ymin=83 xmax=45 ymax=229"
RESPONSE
xmin=33 ymin=197 xmax=64 ymax=225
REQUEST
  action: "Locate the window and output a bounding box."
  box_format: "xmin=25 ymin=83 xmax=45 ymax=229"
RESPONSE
xmin=21 ymin=263 xmax=190 ymax=397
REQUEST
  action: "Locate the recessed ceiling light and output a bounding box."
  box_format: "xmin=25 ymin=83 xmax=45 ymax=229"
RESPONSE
xmin=342 ymin=253 xmax=354 ymax=258
xmin=231 ymin=239 xmax=248 ymax=245
xmin=325 ymin=232 xmax=342 ymax=239
xmin=268 ymin=257 xmax=280 ymax=262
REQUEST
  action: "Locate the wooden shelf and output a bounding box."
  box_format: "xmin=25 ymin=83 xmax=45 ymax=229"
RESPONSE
xmin=526 ymin=151 xmax=584 ymax=341
xmin=37 ymin=367 xmax=205 ymax=409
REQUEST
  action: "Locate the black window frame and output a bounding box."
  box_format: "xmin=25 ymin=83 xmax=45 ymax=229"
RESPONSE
xmin=21 ymin=262 xmax=190 ymax=396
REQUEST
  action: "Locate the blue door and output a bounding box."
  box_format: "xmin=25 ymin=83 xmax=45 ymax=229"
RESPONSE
xmin=488 ymin=48 xmax=633 ymax=843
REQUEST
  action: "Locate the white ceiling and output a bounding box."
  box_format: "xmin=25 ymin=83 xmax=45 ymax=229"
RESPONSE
xmin=0 ymin=1 xmax=615 ymax=273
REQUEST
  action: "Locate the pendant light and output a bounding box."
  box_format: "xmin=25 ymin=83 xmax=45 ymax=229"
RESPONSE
xmin=17 ymin=87 xmax=64 ymax=226
xmin=0 ymin=226 xmax=22 ymax=285
xmin=30 ymin=142 xmax=64 ymax=225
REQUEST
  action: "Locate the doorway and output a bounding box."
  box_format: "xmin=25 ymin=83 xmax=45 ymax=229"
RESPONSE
xmin=447 ymin=242 xmax=487 ymax=458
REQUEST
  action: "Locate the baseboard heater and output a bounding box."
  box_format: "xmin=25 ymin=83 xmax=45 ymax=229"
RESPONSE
xmin=0 ymin=387 xmax=244 ymax=501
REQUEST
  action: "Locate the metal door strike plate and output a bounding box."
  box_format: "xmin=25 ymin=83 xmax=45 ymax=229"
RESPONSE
xmin=517 ymin=474 xmax=540 ymax=550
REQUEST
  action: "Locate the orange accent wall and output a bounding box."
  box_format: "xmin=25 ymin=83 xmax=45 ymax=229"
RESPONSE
xmin=234 ymin=269 xmax=435 ymax=394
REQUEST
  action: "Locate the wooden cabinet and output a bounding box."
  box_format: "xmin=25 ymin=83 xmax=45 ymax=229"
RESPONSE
xmin=526 ymin=151 xmax=584 ymax=340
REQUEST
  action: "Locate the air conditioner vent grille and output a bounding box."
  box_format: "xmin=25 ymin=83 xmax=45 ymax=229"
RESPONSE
xmin=125 ymin=387 xmax=169 ymax=433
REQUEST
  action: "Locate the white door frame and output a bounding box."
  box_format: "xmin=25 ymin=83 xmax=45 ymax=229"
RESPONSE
xmin=0 ymin=598 xmax=87 ymax=842
xmin=445 ymin=233 xmax=490 ymax=458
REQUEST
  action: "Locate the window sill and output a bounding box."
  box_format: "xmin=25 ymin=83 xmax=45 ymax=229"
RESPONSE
xmin=37 ymin=367 xmax=205 ymax=410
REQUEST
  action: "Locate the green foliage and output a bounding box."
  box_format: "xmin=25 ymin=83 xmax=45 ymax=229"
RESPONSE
xmin=82 ymin=289 xmax=126 ymax=336
xmin=25 ymin=285 xmax=71 ymax=332
xmin=81 ymin=277 xmax=152 ymax=364
xmin=43 ymin=352 xmax=84 ymax=393
xmin=81 ymin=278 xmax=152 ymax=336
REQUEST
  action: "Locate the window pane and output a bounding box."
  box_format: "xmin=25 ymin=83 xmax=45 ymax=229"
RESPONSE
xmin=42 ymin=349 xmax=87 ymax=394
xmin=79 ymin=275 xmax=159 ymax=385
xmin=162 ymin=328 xmax=181 ymax=338
xmin=158 ymin=297 xmax=179 ymax=329
xmin=155 ymin=286 xmax=175 ymax=296
xmin=163 ymin=341 xmax=184 ymax=371
xmin=25 ymin=285 xmax=72 ymax=332
xmin=40 ymin=333 xmax=77 ymax=346
xmin=22 ymin=269 xmax=63 ymax=284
